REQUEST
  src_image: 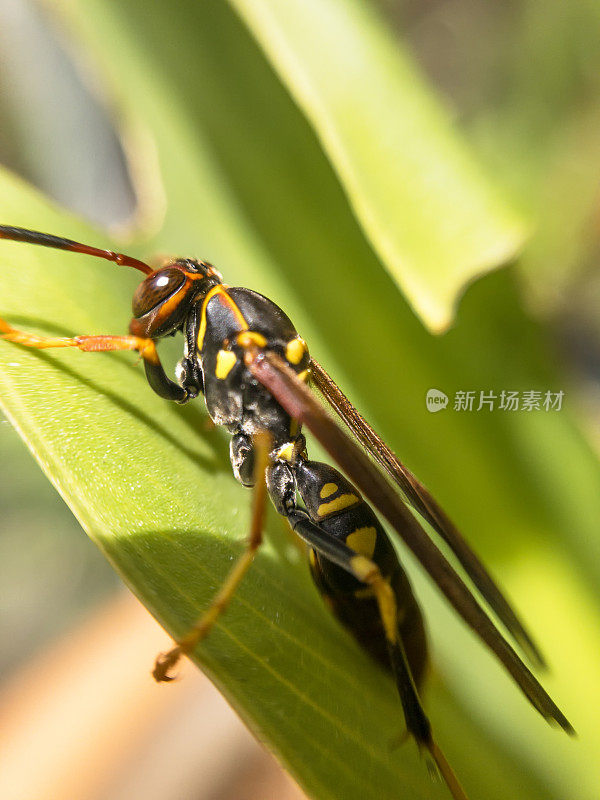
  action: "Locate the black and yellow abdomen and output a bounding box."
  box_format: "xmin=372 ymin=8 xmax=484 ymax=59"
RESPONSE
xmin=295 ymin=459 xmax=428 ymax=689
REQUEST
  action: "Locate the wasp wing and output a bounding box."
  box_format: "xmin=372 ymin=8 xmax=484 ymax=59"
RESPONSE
xmin=310 ymin=358 xmax=545 ymax=669
xmin=247 ymin=349 xmax=573 ymax=734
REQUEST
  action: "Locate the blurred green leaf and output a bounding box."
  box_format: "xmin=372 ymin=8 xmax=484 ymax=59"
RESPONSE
xmin=225 ymin=0 xmax=527 ymax=332
xmin=1 ymin=1 xmax=599 ymax=799
xmin=407 ymin=0 xmax=600 ymax=308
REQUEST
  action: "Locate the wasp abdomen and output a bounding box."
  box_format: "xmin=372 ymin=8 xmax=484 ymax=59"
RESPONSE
xmin=296 ymin=459 xmax=428 ymax=687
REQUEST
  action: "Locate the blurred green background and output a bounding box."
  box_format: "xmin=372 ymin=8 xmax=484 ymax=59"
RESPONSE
xmin=0 ymin=2 xmax=599 ymax=800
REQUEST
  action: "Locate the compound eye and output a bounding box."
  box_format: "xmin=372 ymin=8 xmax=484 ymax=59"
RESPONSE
xmin=132 ymin=268 xmax=186 ymax=318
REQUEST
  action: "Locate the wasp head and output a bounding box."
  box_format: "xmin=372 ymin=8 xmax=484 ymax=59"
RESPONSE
xmin=129 ymin=258 xmax=221 ymax=338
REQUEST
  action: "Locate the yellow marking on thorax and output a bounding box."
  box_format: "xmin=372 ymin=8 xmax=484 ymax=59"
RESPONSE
xmin=215 ymin=349 xmax=237 ymax=379
xmin=275 ymin=442 xmax=295 ymax=462
xmin=220 ymin=288 xmax=249 ymax=330
xmin=297 ymin=368 xmax=311 ymax=383
xmin=197 ymin=286 xmax=248 ymax=351
xmin=285 ymin=336 xmax=307 ymax=365
xmin=346 ymin=526 xmax=377 ymax=559
xmin=237 ymin=330 xmax=267 ymax=349
xmin=319 ymin=482 xmax=338 ymax=499
xmin=317 ymin=493 xmax=359 ymax=517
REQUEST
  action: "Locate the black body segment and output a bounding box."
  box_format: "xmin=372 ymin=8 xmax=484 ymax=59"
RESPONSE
xmin=297 ymin=459 xmax=428 ymax=687
xmin=197 ymin=287 xmax=308 ymax=447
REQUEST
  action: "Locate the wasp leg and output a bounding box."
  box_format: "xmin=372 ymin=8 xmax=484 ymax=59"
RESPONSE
xmin=386 ymin=635 xmax=468 ymax=800
xmin=287 ymin=509 xmax=398 ymax=641
xmin=287 ymin=509 xmax=468 ymax=800
xmin=176 ymin=303 xmax=204 ymax=400
xmin=153 ymin=432 xmax=271 ymax=682
xmin=0 ymin=317 xmax=188 ymax=402
xmin=230 ymin=432 xmax=256 ymax=487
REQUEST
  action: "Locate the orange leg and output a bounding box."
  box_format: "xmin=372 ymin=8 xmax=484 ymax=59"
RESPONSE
xmin=0 ymin=316 xmax=189 ymax=401
xmin=153 ymin=431 xmax=272 ymax=682
xmin=0 ymin=317 xmax=158 ymax=361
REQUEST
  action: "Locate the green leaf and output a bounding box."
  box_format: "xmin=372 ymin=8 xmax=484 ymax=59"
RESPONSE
xmin=2 ymin=1 xmax=600 ymax=798
xmin=225 ymin=0 xmax=527 ymax=332
xmin=432 ymin=0 xmax=600 ymax=310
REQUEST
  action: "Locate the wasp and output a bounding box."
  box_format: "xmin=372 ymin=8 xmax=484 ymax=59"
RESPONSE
xmin=0 ymin=225 xmax=573 ymax=800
